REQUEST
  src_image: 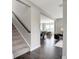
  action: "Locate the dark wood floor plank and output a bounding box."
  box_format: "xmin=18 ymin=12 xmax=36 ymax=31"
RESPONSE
xmin=15 ymin=37 xmax=62 ymax=59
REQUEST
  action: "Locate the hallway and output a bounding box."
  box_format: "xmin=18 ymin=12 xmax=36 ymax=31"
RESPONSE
xmin=15 ymin=36 xmax=62 ymax=59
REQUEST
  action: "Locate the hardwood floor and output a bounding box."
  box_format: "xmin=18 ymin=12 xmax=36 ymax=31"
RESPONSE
xmin=15 ymin=36 xmax=62 ymax=59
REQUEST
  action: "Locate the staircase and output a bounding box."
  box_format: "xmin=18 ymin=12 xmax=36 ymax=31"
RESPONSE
xmin=12 ymin=25 xmax=30 ymax=58
xmin=12 ymin=11 xmax=31 ymax=58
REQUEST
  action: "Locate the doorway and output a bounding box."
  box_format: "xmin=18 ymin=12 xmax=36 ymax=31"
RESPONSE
xmin=40 ymin=14 xmax=54 ymax=39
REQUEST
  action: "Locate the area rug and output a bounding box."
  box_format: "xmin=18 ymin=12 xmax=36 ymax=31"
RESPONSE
xmin=55 ymin=40 xmax=63 ymax=48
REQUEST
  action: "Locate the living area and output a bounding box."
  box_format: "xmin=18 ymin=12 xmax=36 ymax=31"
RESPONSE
xmin=12 ymin=0 xmax=64 ymax=59
xmin=40 ymin=14 xmax=63 ymax=48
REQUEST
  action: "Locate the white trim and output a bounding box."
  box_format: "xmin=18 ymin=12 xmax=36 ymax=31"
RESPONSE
xmin=30 ymin=45 xmax=40 ymax=51
xmin=13 ymin=48 xmax=29 ymax=58
xmin=12 ymin=14 xmax=31 ymax=48
xmin=16 ymin=28 xmax=31 ymax=48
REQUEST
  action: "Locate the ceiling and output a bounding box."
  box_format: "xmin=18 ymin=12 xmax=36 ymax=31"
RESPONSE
xmin=30 ymin=0 xmax=63 ymax=18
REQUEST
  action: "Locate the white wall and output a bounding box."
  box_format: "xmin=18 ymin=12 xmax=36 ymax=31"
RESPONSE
xmin=20 ymin=0 xmax=41 ymax=51
xmin=12 ymin=0 xmax=31 ymax=46
xmin=29 ymin=0 xmax=63 ymax=18
xmin=12 ymin=0 xmax=31 ymax=30
xmin=31 ymin=6 xmax=40 ymax=51
xmin=54 ymin=18 xmax=63 ymax=34
xmin=13 ymin=0 xmax=41 ymax=51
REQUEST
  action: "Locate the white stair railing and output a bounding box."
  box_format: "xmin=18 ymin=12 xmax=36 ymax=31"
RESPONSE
xmin=12 ymin=11 xmax=31 ymax=48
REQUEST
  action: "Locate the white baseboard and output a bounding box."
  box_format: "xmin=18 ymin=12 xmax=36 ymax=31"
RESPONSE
xmin=13 ymin=45 xmax=40 ymax=58
xmin=30 ymin=45 xmax=40 ymax=51
xmin=13 ymin=48 xmax=29 ymax=58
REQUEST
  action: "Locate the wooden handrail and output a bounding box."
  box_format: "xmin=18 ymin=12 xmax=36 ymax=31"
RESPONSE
xmin=12 ymin=11 xmax=31 ymax=33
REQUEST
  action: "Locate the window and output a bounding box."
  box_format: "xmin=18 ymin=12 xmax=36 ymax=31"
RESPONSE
xmin=40 ymin=22 xmax=54 ymax=32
